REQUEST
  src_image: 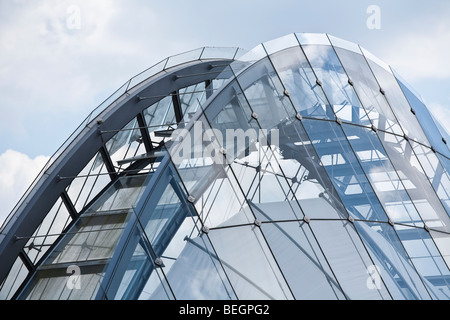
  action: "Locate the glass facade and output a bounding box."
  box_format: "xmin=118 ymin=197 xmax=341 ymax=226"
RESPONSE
xmin=0 ymin=35 xmax=449 ymax=300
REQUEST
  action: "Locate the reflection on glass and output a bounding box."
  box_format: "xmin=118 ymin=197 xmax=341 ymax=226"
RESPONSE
xmin=354 ymin=221 xmax=431 ymax=299
xmin=269 ymin=46 xmax=334 ymax=119
xmin=341 ymin=124 xmax=423 ymax=226
xmin=411 ymin=141 xmax=450 ymax=218
xmin=106 ymin=117 xmax=146 ymax=172
xmin=66 ymin=152 xmax=111 ymax=212
xmin=18 ymin=175 xmax=150 ymax=300
xmin=209 ymin=225 xmax=293 ymax=300
xmin=303 ymin=119 xmax=388 ymax=221
xmin=302 ymin=45 xmax=369 ymax=125
xmin=310 ymin=220 xmax=391 ymax=299
xmin=334 ymin=47 xmax=403 ymax=136
xmin=366 ymin=60 xmax=429 ymax=145
xmin=263 ymin=33 xmax=299 ymax=55
xmin=396 ymin=78 xmax=450 ymax=158
xmin=262 ymin=221 xmax=345 ymax=299
xmin=395 ymin=224 xmax=450 ymax=299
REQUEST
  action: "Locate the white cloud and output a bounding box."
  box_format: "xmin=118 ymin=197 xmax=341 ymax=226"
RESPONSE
xmin=0 ymin=1 xmax=162 ymax=151
xmin=382 ymin=21 xmax=450 ymax=81
xmin=0 ymin=150 xmax=50 ymax=227
xmin=427 ymin=102 xmax=450 ymax=136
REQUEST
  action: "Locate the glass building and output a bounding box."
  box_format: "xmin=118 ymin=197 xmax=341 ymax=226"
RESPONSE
xmin=0 ymin=33 xmax=449 ymax=300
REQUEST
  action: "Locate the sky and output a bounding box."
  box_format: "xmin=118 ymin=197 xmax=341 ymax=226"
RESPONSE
xmin=0 ymin=0 xmax=449 ymax=224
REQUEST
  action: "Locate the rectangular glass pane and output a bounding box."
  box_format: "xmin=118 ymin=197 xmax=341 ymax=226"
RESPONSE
xmin=25 ymin=198 xmax=72 ymax=264
xmin=397 ymin=78 xmax=450 ymax=157
xmin=0 ymin=257 xmax=29 ymax=300
xmin=208 ymin=225 xmax=293 ymax=300
xmin=375 ymin=133 xmax=450 ymax=232
xmin=342 ymin=124 xmax=423 ymax=226
xmin=263 ymin=33 xmax=299 ymax=55
xmin=395 ymin=225 xmax=450 ymax=299
xmin=296 ymin=33 xmax=330 ymax=46
xmin=165 ymin=48 xmax=203 ymax=69
xmin=303 ymin=119 xmax=388 ymax=221
xmin=310 ymin=220 xmax=390 ymax=299
xmin=66 ymin=152 xmax=111 ymax=212
xmin=302 ymin=45 xmax=369 ymax=125
xmin=411 ymin=141 xmax=450 ymax=218
xmin=354 ymin=221 xmax=431 ymax=299
xmin=333 ymin=47 xmax=403 ymax=136
xmin=114 ymin=238 xmax=173 ymax=300
xmin=169 ymin=114 xmax=254 ymax=227
xmin=366 ymin=60 xmax=429 ymax=145
xmin=261 ymin=221 xmax=345 ymax=299
xmin=269 ymin=46 xmax=334 ymax=119
xmin=106 ymin=118 xmax=146 ymax=172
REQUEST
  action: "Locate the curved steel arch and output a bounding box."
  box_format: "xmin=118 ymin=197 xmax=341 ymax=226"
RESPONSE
xmin=0 ymin=56 xmax=236 ymax=286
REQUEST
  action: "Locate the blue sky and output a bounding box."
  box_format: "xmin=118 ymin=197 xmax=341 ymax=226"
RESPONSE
xmin=1 ymin=0 xmax=449 ymax=222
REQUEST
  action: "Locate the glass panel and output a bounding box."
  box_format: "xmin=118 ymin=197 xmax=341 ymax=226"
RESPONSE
xmin=231 ymin=148 xmax=304 ymax=222
xmin=354 ymin=221 xmax=432 ymax=299
xmin=396 ymin=78 xmax=449 ymax=157
xmin=303 ymin=119 xmax=388 ymax=221
xmin=302 ymin=45 xmax=369 ymax=125
xmin=309 ymin=220 xmax=390 ymax=299
xmin=376 ymin=133 xmax=450 ymax=232
xmin=395 ymin=225 xmax=450 ymax=299
xmin=164 ymin=48 xmax=203 ymax=69
xmin=0 ymin=257 xmax=29 ymax=300
xmin=159 ymin=234 xmax=236 ymax=300
xmin=366 ymin=59 xmax=429 ymax=145
xmin=333 ymin=47 xmax=403 ymax=136
xmin=143 ymin=95 xmax=176 ymax=148
xmin=278 ymin=121 xmax=348 ymax=219
xmin=269 ymin=46 xmax=334 ymax=119
xmin=86 ymin=175 xmax=150 ymax=214
xmin=411 ymin=141 xmax=450 ymax=218
xmin=263 ymin=33 xmax=299 ymax=55
xmin=342 ymin=124 xmax=423 ymax=226
xmin=194 ymin=165 xmax=254 ymax=228
xmin=25 ymin=198 xmax=72 ymax=264
xmin=114 ymin=236 xmax=173 ymax=300
xmin=238 ymin=57 xmax=296 ymax=130
xmin=328 ymin=34 xmax=361 ymax=53
xmin=230 ymin=44 xmax=267 ymax=76
xmin=296 ymin=33 xmax=330 ymax=46
xmin=179 ymin=82 xmax=207 ymax=124
xmin=169 ymin=114 xmax=255 ymax=227
xmin=66 ymin=152 xmax=111 ymax=212
xmin=200 ymin=47 xmax=240 ymax=60
xmin=127 ymin=59 xmax=166 ymax=91
xmin=208 ymin=225 xmax=293 ymax=300
xmin=106 ymin=118 xmax=146 ymax=172
xmin=21 ymin=266 xmax=105 ymax=300
xmin=430 ymin=230 xmax=450 ymax=269
xmin=261 ymin=221 xmax=345 ymax=299
xmin=47 ymin=212 xmax=129 ymax=265
xmin=360 ymin=47 xmax=392 ymax=73
xmin=433 ymin=118 xmax=450 ymax=155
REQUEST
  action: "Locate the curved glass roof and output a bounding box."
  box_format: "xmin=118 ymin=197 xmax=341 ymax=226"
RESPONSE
xmin=0 ymin=34 xmax=449 ymax=300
